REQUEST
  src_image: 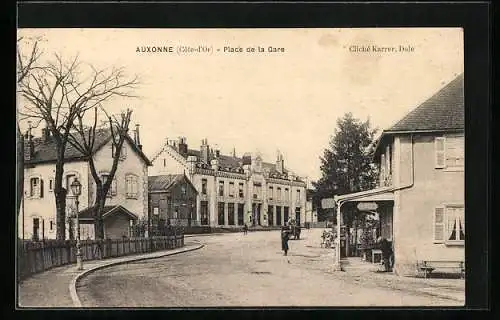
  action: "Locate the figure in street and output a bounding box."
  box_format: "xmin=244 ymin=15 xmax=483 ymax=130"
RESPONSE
xmin=243 ymin=223 xmax=248 ymax=235
xmin=377 ymin=236 xmax=393 ymax=272
xmin=281 ymin=225 xmax=290 ymax=256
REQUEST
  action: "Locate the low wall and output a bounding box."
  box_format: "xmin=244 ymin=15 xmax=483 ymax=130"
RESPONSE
xmin=17 ymin=235 xmax=184 ymax=282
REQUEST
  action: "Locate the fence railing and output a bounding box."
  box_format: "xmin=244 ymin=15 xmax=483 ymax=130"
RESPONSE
xmin=17 ymin=234 xmax=184 ymax=282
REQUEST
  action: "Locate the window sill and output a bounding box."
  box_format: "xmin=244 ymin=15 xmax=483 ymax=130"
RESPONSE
xmin=445 ymin=241 xmax=465 ymax=246
xmin=126 ymin=196 xmax=138 ymax=200
xmin=443 ymin=167 xmax=464 ymax=172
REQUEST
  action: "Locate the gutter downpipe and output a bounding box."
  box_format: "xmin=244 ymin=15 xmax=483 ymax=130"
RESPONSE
xmin=332 ymin=133 xmax=415 ymax=271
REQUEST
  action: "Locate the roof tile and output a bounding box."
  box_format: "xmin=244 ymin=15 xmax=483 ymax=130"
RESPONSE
xmin=387 ymin=73 xmax=464 ymax=132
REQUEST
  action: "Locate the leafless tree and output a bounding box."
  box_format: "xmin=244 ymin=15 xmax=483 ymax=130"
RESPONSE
xmin=17 ymin=36 xmax=43 ymax=222
xmin=18 ymin=51 xmax=139 ymax=240
xmin=68 ymin=107 xmax=134 ymax=241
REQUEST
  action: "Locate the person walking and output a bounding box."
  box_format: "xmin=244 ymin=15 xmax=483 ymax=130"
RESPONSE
xmin=243 ymin=223 xmax=248 ymax=235
xmin=377 ymin=236 xmax=393 ymax=272
xmin=281 ymin=226 xmax=290 ymax=256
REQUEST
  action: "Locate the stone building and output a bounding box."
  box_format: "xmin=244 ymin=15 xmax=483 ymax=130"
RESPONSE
xmin=149 ymin=138 xmax=307 ymax=228
xmin=148 ymin=173 xmax=198 ymax=228
xmin=334 ymin=73 xmax=464 ymax=275
xmin=20 ymin=125 xmax=151 ymax=240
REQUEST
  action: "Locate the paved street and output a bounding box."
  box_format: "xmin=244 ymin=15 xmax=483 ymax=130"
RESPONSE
xmin=76 ymin=229 xmax=465 ymax=307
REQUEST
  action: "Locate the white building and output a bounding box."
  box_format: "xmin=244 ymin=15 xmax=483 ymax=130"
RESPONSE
xmin=20 ymin=125 xmax=151 ymax=240
xmin=149 ymin=138 xmax=307 ymax=228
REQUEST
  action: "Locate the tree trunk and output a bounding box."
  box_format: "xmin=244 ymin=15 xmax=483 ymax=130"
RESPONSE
xmin=94 ymin=194 xmax=106 ymax=240
xmin=54 ymin=159 xmax=67 ymax=240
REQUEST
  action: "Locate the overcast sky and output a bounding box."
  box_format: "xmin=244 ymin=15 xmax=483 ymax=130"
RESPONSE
xmin=18 ymin=28 xmax=463 ymax=182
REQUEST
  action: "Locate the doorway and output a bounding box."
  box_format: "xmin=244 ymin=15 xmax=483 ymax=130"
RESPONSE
xmin=32 ymin=218 xmax=39 ymax=241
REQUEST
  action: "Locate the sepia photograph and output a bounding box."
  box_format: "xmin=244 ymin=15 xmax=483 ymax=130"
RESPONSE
xmin=16 ymin=27 xmax=465 ymax=308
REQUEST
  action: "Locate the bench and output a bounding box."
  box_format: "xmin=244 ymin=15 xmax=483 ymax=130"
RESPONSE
xmin=418 ymin=260 xmax=465 ymax=279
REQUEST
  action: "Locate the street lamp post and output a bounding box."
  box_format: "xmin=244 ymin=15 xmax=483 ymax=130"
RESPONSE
xmin=70 ymin=178 xmax=83 ymax=271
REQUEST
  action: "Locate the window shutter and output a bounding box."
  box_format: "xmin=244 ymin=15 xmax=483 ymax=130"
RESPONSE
xmin=40 ymin=179 xmax=44 ymax=198
xmin=434 ymin=207 xmax=445 ymax=242
xmin=435 ymin=137 xmax=446 ymax=168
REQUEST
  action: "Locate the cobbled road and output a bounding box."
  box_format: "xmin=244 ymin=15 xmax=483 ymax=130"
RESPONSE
xmin=76 ymin=229 xmax=464 ymax=307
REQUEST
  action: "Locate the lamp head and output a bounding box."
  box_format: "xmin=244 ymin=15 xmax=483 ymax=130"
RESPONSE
xmin=70 ymin=178 xmax=82 ymax=197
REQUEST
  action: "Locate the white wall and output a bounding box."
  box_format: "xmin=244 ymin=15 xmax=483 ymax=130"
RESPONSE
xmin=20 ymin=138 xmax=149 ymax=240
xmin=149 ymin=144 xmax=188 ymax=176
xmin=90 ymin=139 xmax=149 ymax=220
xmin=22 ymin=161 xmax=88 ymax=240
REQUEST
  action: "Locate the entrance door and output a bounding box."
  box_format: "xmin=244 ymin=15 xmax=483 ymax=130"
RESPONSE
xmin=276 ymin=206 xmax=282 ymax=226
xmin=268 ymin=205 xmax=273 ymax=226
xmin=32 ymin=218 xmax=39 ymax=241
xmin=295 ymin=207 xmax=301 ymax=226
xmin=284 ymin=207 xmax=289 ymax=225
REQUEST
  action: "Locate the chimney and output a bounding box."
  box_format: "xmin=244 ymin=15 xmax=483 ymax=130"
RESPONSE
xmin=23 ymin=123 xmax=34 ymax=161
xmin=213 ymin=144 xmax=220 ymax=158
xmin=200 ymin=138 xmax=210 ymax=164
xmin=178 ymin=137 xmax=188 ymax=157
xmin=276 ymin=153 xmax=284 ymax=174
xmin=135 ymin=124 xmax=142 ymax=150
xmin=232 ymin=147 xmax=236 ymax=158
xmin=187 ymin=155 xmax=197 ymax=175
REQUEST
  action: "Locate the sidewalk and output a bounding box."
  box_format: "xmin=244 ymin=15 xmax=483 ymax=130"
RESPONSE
xmin=294 ymin=228 xmax=465 ymax=304
xmin=17 ymin=241 xmax=204 ymax=308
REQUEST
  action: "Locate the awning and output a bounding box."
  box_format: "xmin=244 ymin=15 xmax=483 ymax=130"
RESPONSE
xmin=334 ymin=186 xmax=394 ymax=203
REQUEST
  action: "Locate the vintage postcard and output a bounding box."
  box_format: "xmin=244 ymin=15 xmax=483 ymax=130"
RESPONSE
xmin=17 ymin=27 xmax=465 ymax=308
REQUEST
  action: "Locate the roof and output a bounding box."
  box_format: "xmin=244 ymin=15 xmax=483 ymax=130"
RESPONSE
xmin=148 ymin=174 xmax=198 ymax=193
xmin=334 ymin=186 xmax=395 ymax=203
xmin=186 ymin=148 xmax=290 ymax=176
xmin=387 ymin=73 xmax=464 ymax=132
xmin=148 ymin=174 xmax=183 ymax=191
xmin=374 ymin=73 xmax=464 ymax=157
xmin=77 ymin=205 xmax=138 ymax=220
xmin=25 ymin=129 xmax=152 ymax=166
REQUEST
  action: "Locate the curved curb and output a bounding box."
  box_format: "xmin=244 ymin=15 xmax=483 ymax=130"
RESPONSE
xmin=69 ymin=242 xmax=205 ymax=307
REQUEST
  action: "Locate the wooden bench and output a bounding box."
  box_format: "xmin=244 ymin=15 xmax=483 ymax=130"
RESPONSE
xmin=418 ymin=260 xmax=465 ymax=279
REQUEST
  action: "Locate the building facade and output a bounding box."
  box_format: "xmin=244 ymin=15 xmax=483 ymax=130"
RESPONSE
xmin=335 ymin=74 xmax=464 ymax=276
xmin=20 ymin=126 xmax=151 ymax=240
xmin=149 ymin=138 xmax=307 ymax=228
xmin=148 ymin=174 xmax=198 ymax=228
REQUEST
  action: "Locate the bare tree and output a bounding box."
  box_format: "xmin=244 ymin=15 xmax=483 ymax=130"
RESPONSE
xmin=18 ymin=52 xmax=139 ymax=240
xmin=17 ymin=37 xmax=43 ymax=222
xmin=68 ymin=107 xmax=134 ymax=240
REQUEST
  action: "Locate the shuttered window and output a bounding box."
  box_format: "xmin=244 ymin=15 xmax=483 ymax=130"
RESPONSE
xmin=29 ymin=177 xmax=43 ymax=198
xmin=125 ymin=174 xmax=138 ymax=198
xmin=434 ymin=205 xmax=465 ymax=244
xmin=435 ymin=137 xmax=446 ymax=168
xmin=435 ymin=135 xmax=464 ymax=169
xmin=445 ymin=135 xmax=464 ymax=168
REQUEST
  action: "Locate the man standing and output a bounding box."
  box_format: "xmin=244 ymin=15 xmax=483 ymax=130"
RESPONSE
xmin=243 ymin=223 xmax=248 ymax=235
xmin=281 ymin=226 xmax=290 ymax=256
xmin=377 ymin=237 xmax=393 ymax=272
